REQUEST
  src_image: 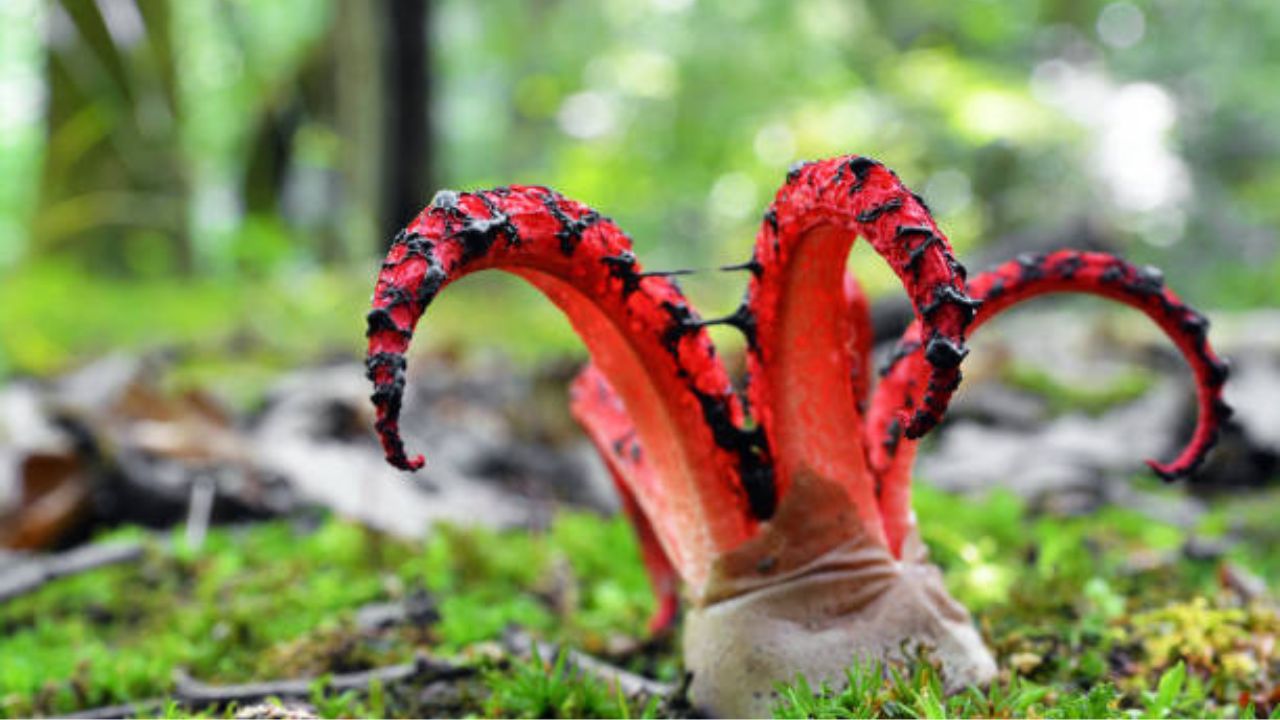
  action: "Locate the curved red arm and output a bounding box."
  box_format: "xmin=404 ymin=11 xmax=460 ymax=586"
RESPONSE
xmin=741 ymin=156 xmax=978 ymax=529
xmin=365 ymin=186 xmax=761 ymax=587
xmin=868 ymin=250 xmax=1232 ymax=555
xmin=845 ymin=271 xmax=876 ymax=412
xmin=569 ymin=365 xmax=680 ymax=634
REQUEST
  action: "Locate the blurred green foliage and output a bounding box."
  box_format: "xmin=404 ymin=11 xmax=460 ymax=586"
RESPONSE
xmin=1 ymin=0 xmax=1278 ymax=379
xmin=1002 ymin=362 xmax=1155 ymax=416
xmin=0 ymin=260 xmax=582 ymax=406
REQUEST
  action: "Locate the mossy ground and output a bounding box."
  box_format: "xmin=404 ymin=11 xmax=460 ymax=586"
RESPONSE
xmin=2 ymin=484 xmax=1277 ymax=719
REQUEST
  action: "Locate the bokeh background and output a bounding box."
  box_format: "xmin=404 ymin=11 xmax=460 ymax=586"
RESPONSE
xmin=2 ymin=0 xmax=1278 ymax=391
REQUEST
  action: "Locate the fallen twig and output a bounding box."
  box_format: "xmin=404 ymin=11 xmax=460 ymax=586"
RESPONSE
xmin=353 ymin=588 xmax=438 ymax=631
xmin=504 ymin=630 xmax=674 ymax=699
xmin=172 ymin=652 xmax=469 ymax=705
xmin=0 ymin=541 xmax=146 ymax=604
xmin=64 ymin=699 xmax=164 ymax=719
xmin=62 ymin=652 xmax=469 ymax=718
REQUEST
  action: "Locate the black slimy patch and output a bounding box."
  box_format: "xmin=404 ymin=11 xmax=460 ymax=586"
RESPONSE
xmin=924 ymin=332 xmax=968 ymax=369
xmin=879 ymin=339 xmax=922 ymax=378
xmin=920 ymin=285 xmax=982 ymax=322
xmin=856 ymin=197 xmax=903 ymax=224
xmin=365 ymin=308 xmax=409 ymax=338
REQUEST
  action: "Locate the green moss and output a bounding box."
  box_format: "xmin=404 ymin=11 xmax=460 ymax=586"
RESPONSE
xmin=904 ymin=483 xmax=1280 ymax=719
xmin=3 ymin=488 xmax=1278 ymax=718
xmin=774 ymin=655 xmax=1066 ymax=719
xmin=482 ymin=646 xmax=648 ymax=719
xmin=0 ymin=511 xmax=656 ymax=718
xmin=1196 ymin=487 xmax=1280 ymax=588
xmin=772 ymin=652 xmax=1237 ymax=718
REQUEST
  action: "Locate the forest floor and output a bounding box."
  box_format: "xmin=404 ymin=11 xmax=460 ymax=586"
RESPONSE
xmin=2 ymin=482 xmax=1278 ymax=719
xmin=2 ymin=303 xmax=1279 ymax=718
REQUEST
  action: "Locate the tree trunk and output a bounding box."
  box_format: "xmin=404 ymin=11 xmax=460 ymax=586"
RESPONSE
xmin=382 ymin=0 xmax=432 ymax=246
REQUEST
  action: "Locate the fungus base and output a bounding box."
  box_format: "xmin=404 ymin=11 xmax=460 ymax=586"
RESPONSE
xmin=684 ymin=531 xmax=996 ymax=718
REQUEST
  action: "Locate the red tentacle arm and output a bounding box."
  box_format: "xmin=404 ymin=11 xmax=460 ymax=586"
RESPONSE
xmin=569 ymin=366 xmax=680 ymax=634
xmin=741 ymin=156 xmax=978 ymax=534
xmin=365 ymin=186 xmax=763 ymax=589
xmin=868 ymin=250 xmax=1232 ymax=555
xmin=845 ymin=271 xmax=876 ymax=411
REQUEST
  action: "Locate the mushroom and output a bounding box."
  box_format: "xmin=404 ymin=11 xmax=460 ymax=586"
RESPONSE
xmin=364 ymin=156 xmax=1229 ymax=717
